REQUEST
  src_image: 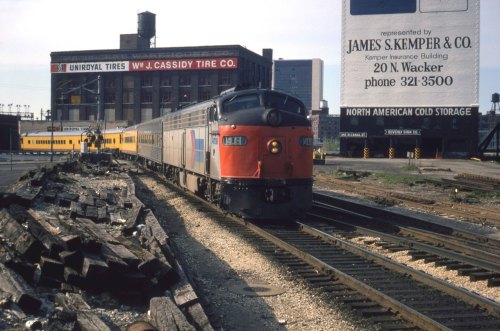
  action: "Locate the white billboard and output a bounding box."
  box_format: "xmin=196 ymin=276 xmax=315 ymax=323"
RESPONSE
xmin=341 ymin=0 xmax=480 ymax=107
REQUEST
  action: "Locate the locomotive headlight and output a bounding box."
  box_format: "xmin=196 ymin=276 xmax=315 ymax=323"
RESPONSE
xmin=268 ymin=139 xmax=282 ymax=154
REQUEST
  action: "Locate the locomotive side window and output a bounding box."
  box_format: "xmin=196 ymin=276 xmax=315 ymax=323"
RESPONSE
xmin=222 ymin=94 xmax=261 ymax=113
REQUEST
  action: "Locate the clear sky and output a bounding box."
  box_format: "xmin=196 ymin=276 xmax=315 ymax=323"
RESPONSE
xmin=0 ymin=0 xmax=498 ymax=118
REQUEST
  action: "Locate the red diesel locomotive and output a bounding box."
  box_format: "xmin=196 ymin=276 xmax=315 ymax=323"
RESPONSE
xmin=124 ymin=87 xmax=314 ymax=220
xmin=214 ymin=88 xmax=313 ymax=219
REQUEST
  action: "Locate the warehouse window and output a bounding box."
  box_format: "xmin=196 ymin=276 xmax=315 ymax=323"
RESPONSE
xmin=104 ymin=92 xmax=116 ymax=104
xmin=160 ymin=89 xmax=172 ymax=102
xmin=179 ymin=75 xmax=191 ymax=86
xmin=105 ymin=108 xmax=116 ymax=122
xmin=141 ymin=74 xmax=153 ymax=87
xmin=141 ymin=108 xmax=152 ymax=122
xmin=104 ymin=78 xmax=115 ymax=88
xmin=160 ymin=74 xmax=172 ymax=86
xmin=199 ymin=89 xmax=212 ymax=101
xmin=179 ymin=88 xmax=191 ymax=102
xmin=219 ymin=71 xmax=231 ymax=85
xmin=123 ymin=90 xmax=134 ymax=104
xmin=199 ymin=73 xmax=211 ymax=86
xmin=141 ymin=90 xmax=153 ymax=103
xmin=123 ymin=75 xmax=134 ymax=88
xmin=422 ymin=118 xmax=430 ymax=129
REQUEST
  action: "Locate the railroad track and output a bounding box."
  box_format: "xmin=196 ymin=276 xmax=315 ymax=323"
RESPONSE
xmin=436 ymin=173 xmax=500 ymax=192
xmin=318 ymin=177 xmax=500 ymax=227
xmin=311 ymin=192 xmax=500 ymax=285
xmin=171 ymin=200 xmax=500 ymax=328
xmin=313 ymin=192 xmax=500 ymax=247
xmin=138 ymin=170 xmax=500 ymax=329
xmin=252 ymin=222 xmax=500 ymax=330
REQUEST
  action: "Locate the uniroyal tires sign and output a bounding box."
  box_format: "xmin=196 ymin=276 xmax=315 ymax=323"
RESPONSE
xmin=51 ymin=58 xmax=238 ymax=73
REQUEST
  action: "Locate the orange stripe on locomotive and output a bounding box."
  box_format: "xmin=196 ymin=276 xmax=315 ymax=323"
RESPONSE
xmin=218 ymin=125 xmax=313 ymax=179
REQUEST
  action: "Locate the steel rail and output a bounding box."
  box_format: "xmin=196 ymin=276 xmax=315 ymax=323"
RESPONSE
xmin=313 ymin=192 xmax=500 ymax=249
xmin=231 ymin=217 xmax=452 ymax=331
xmin=297 ymin=222 xmax=500 ymax=318
xmin=398 ymin=226 xmax=500 ymax=263
xmin=309 ymin=202 xmax=500 ymax=272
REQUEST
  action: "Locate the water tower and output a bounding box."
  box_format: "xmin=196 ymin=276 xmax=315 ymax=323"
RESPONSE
xmin=491 ymin=93 xmax=500 ymax=114
xmin=137 ymin=11 xmax=156 ymax=48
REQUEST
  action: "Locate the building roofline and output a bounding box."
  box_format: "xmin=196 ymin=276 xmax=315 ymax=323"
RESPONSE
xmin=50 ymin=44 xmax=266 ymax=60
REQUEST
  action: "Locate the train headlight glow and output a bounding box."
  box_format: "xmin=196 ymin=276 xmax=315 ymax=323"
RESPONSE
xmin=222 ymin=136 xmax=247 ymax=146
xmin=268 ymin=139 xmax=282 ymax=154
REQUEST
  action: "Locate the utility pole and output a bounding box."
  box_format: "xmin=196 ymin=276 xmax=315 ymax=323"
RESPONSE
xmin=97 ymin=75 xmax=102 ymax=125
xmin=50 ymin=74 xmax=56 ymax=162
xmin=9 ymin=128 xmax=13 ymax=171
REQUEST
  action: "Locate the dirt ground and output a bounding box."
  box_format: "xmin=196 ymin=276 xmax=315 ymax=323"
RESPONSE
xmin=314 ymin=157 xmax=500 ymax=209
xmin=318 ymin=157 xmax=500 ymax=181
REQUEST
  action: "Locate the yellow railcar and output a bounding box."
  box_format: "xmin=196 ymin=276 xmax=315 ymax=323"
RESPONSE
xmin=21 ymin=131 xmax=90 ymax=152
xmin=21 ymin=129 xmax=125 ymax=153
xmin=120 ymin=125 xmax=138 ymax=157
xmin=101 ymin=128 xmax=123 ymax=152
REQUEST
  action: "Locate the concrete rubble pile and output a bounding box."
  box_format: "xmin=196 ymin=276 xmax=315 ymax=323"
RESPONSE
xmin=0 ymin=159 xmax=213 ymax=331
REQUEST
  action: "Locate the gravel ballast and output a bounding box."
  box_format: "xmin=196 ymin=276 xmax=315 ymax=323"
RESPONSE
xmin=133 ymin=173 xmax=375 ymax=331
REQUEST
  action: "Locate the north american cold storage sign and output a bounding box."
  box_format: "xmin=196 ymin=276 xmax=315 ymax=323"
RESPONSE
xmin=51 ymin=58 xmax=238 ymax=73
xmin=341 ymin=0 xmax=479 ymax=107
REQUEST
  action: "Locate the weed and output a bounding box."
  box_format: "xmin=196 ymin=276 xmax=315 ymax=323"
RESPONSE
xmin=370 ymin=172 xmax=421 ymax=185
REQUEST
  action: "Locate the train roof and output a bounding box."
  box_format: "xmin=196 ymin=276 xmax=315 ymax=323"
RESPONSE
xmin=22 ymin=128 xmax=124 ymax=137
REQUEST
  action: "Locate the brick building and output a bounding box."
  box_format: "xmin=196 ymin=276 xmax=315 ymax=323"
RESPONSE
xmin=50 ymin=12 xmax=272 ymax=125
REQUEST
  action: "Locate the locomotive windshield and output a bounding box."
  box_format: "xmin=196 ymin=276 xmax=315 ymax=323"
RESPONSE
xmin=264 ymin=92 xmax=306 ymax=116
xmin=221 ymin=91 xmax=306 ymax=116
xmin=222 ymin=94 xmax=261 ymax=112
